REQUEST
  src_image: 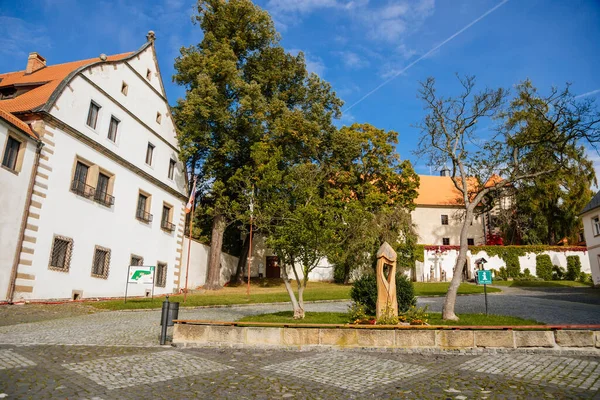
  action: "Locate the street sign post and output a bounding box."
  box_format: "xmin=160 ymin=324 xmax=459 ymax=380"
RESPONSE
xmin=477 ymin=270 xmax=492 ymax=315
xmin=124 ymin=265 xmax=155 ymax=303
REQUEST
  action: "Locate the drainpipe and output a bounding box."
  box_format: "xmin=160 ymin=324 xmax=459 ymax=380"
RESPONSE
xmin=6 ymin=137 xmax=44 ymax=303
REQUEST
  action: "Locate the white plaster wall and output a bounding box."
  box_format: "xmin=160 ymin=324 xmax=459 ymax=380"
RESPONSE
xmin=412 ymin=206 xmax=485 ymax=245
xmin=581 ymin=211 xmax=600 ymax=285
xmin=126 ymin=46 xmax=167 ymax=101
xmin=14 ymin=123 xmax=185 ymax=300
xmin=180 ymin=238 xmax=239 ymax=289
xmin=0 ymin=124 xmax=37 ymax=301
xmin=52 ymin=70 xmax=185 ymax=196
xmin=418 ymin=248 xmax=591 ymax=282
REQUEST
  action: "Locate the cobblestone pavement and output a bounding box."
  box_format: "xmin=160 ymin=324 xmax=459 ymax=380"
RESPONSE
xmin=0 ymin=345 xmax=599 ymax=399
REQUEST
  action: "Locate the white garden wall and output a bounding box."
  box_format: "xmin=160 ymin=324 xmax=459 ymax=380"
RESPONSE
xmin=416 ymin=248 xmax=591 ymax=282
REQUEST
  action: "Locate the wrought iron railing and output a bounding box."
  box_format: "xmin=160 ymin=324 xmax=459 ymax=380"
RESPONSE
xmin=71 ymin=180 xmax=95 ymax=198
xmin=161 ymin=220 xmax=175 ymax=232
xmin=136 ymin=208 xmax=153 ymax=223
xmin=94 ymin=191 xmax=115 ymax=207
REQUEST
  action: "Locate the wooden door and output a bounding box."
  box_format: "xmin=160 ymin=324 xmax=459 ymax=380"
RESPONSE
xmin=266 ymin=256 xmax=280 ymax=278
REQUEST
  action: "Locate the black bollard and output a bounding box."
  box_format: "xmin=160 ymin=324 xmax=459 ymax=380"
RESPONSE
xmin=160 ymin=295 xmax=170 ymax=345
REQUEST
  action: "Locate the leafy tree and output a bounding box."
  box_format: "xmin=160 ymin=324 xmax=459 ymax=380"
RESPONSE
xmin=173 ymin=0 xmax=334 ymax=288
xmin=416 ymin=75 xmax=600 ymax=320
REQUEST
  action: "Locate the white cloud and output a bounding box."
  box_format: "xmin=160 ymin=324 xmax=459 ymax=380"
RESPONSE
xmin=575 ymin=89 xmax=600 ymax=99
xmin=336 ymin=51 xmax=369 ymax=69
xmin=397 ymin=44 xmax=417 ymax=59
xmin=0 ymin=16 xmax=51 ymax=58
xmin=266 ymin=0 xmax=339 ymax=14
xmin=365 ymin=0 xmax=435 ymax=42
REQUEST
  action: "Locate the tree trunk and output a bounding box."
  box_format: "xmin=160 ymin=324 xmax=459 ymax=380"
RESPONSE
xmin=205 ymin=214 xmax=226 ymax=290
xmin=297 ymin=282 xmax=305 ymax=319
xmin=280 ymin=257 xmax=304 ymax=318
xmin=442 ymin=207 xmax=474 ymax=321
xmin=232 ymin=232 xmax=251 ymax=284
xmin=343 ymin=263 xmax=351 ymax=284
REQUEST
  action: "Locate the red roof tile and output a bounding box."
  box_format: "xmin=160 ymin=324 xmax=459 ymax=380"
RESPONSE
xmin=0 ymin=52 xmax=132 ymax=113
xmin=0 ymin=106 xmax=37 ymax=139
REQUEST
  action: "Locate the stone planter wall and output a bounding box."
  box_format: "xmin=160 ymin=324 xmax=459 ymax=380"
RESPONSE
xmin=173 ymin=323 xmax=600 ymax=351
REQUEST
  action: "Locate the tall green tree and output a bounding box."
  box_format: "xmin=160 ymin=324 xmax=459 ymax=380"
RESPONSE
xmin=416 ymin=75 xmax=600 ymax=321
xmin=173 ymin=0 xmax=332 ymax=288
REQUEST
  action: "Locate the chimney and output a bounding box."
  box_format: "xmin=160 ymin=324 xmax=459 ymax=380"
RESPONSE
xmin=440 ymin=166 xmax=450 ymax=177
xmin=26 ymin=52 xmax=46 ymax=74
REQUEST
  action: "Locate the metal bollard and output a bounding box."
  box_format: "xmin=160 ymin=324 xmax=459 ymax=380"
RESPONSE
xmin=160 ymin=295 xmax=170 ymax=345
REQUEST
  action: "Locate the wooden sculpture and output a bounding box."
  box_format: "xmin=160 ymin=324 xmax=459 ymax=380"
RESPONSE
xmin=376 ymin=242 xmax=398 ymax=318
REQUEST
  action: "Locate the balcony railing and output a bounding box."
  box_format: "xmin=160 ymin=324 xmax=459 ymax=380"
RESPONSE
xmin=136 ymin=208 xmax=153 ymax=223
xmin=71 ymin=180 xmax=95 ymax=199
xmin=161 ymin=220 xmax=175 ymax=232
xmin=94 ymin=191 xmax=115 ymax=207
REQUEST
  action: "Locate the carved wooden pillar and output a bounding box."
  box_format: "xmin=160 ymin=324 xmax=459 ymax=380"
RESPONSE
xmin=376 ymin=242 xmax=398 ymax=318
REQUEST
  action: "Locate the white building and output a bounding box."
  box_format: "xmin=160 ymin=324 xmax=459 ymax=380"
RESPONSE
xmin=579 ymin=192 xmax=600 ymax=286
xmin=411 ymin=173 xmax=486 ymax=247
xmin=0 ymin=32 xmax=188 ymax=301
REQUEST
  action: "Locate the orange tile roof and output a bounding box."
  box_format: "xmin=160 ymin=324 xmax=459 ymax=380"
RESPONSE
xmin=0 ymin=106 xmax=37 ymax=139
xmin=416 ymin=174 xmax=504 ymax=206
xmin=0 ymin=52 xmax=132 ymax=113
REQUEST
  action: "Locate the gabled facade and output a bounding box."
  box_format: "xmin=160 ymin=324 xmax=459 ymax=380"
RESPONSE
xmin=0 ymin=32 xmax=188 ymax=301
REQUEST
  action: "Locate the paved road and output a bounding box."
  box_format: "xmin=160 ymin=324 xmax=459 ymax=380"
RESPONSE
xmin=1 ymin=345 xmax=599 ymax=399
xmin=419 ymin=286 xmax=600 ymax=325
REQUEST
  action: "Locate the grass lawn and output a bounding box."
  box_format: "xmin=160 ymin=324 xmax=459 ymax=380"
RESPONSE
xmin=91 ymin=280 xmax=500 ymax=311
xmin=237 ymin=311 xmax=542 ymax=326
xmin=491 ymin=280 xmax=592 ymax=288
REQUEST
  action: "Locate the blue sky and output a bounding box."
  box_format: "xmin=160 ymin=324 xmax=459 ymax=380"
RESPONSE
xmin=1 ymin=0 xmax=599 ymax=175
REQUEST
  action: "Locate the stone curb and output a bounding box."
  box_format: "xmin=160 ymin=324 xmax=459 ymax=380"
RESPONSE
xmin=173 ymin=325 xmax=600 ymax=353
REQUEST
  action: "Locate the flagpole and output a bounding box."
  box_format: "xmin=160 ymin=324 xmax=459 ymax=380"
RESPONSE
xmin=183 ymin=178 xmax=196 ymax=303
xmin=247 ymin=185 xmax=254 ymax=297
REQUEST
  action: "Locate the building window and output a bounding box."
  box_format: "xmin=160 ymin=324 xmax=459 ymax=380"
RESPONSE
xmin=168 ymin=159 xmax=176 ymax=180
xmin=136 ymin=192 xmax=153 ymax=223
xmin=86 ymin=101 xmax=101 ymax=129
xmin=121 ymin=81 xmax=129 ymax=96
xmin=155 ymin=262 xmax=167 ymax=288
xmin=94 ymin=172 xmax=114 ymax=207
xmin=71 ymin=161 xmax=93 ymax=198
xmin=156 ymin=112 xmax=162 ymax=124
xmin=145 ymin=143 xmax=154 ymax=165
xmin=442 ymin=238 xmax=450 ymax=245
xmin=108 ymin=116 xmax=119 ymax=142
xmin=48 ymin=235 xmax=73 ymax=272
xmin=146 ymin=69 xmax=152 ymax=81
xmin=91 ymin=245 xmax=111 ymax=278
xmin=130 ymin=254 xmax=144 ymax=266
xmin=441 ymin=215 xmax=449 ymax=225
xmin=593 ymin=216 xmax=600 ymax=236
xmin=467 ymin=238 xmax=475 ymax=246
xmin=2 ymin=135 xmax=21 ymax=172
xmin=161 ymin=203 xmax=175 ymax=232
xmin=70 ymin=158 xmax=115 ymax=206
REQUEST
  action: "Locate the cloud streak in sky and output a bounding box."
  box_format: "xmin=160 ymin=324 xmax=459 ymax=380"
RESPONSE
xmin=343 ymin=0 xmax=510 ymax=113
xmin=575 ymin=89 xmax=600 ymax=99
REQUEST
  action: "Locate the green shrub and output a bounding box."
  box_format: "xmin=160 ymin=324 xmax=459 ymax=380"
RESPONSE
xmin=578 ymin=272 xmax=593 ymax=284
xmin=350 ymin=273 xmax=417 ymax=315
xmin=498 ymin=266 xmax=509 ymax=279
xmin=396 ymin=273 xmax=417 ymax=312
xmin=566 ymin=256 xmax=582 ymax=281
xmin=536 ymin=255 xmax=553 ymax=280
xmin=552 ymin=265 xmax=566 ymax=280
xmin=400 ymin=305 xmax=429 ymax=325
xmin=347 ymin=302 xmax=368 ymax=323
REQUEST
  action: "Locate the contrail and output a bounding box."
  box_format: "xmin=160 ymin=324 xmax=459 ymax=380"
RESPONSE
xmin=343 ymin=0 xmax=510 ymax=113
xmin=575 ymin=89 xmax=600 ymax=99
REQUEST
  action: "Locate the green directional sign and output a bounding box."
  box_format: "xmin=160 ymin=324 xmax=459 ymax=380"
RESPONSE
xmin=477 ymin=270 xmax=492 ymax=285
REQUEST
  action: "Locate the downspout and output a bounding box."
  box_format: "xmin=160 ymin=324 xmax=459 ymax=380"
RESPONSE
xmin=6 ymin=138 xmax=44 ymax=303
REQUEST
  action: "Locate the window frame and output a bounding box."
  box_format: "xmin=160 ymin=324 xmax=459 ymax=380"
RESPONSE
xmin=441 ymin=215 xmax=449 ymax=225
xmin=168 ymin=159 xmax=176 ymax=180
xmin=130 ymin=254 xmax=144 ymax=267
xmin=1 ymin=133 xmax=24 ymax=174
xmin=161 ymin=202 xmax=175 ymax=232
xmin=145 ymin=142 xmax=155 ymax=166
xmin=155 ymin=262 xmax=167 ymax=288
xmin=136 ymin=190 xmax=153 ymax=223
xmin=91 ymin=245 xmax=111 ymax=279
xmin=121 ymin=81 xmax=129 ymax=96
xmin=107 ymin=116 xmax=120 ymax=142
xmin=156 ymin=112 xmax=162 ymax=124
xmin=467 ymin=238 xmax=475 ymax=246
xmin=48 ymin=235 xmax=73 ymax=272
xmin=442 ymin=238 xmax=450 ymax=246
xmin=146 ymin=69 xmax=152 ymax=81
xmin=86 ymin=101 xmax=101 ymax=130
xmin=593 ymin=216 xmax=600 ymax=237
